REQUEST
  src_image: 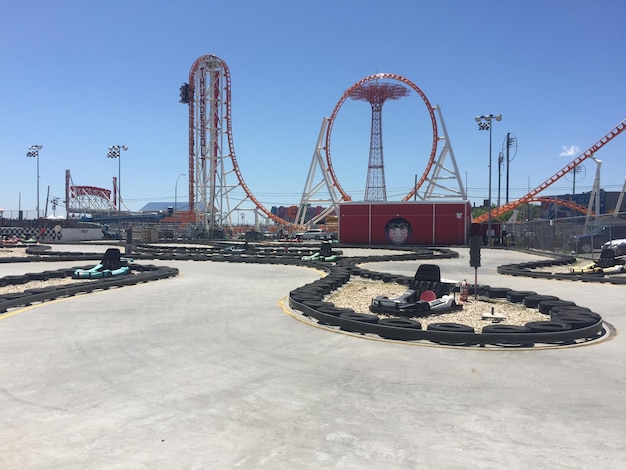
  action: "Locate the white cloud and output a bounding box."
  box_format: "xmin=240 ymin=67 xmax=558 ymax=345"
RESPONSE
xmin=559 ymin=145 xmax=580 ymax=157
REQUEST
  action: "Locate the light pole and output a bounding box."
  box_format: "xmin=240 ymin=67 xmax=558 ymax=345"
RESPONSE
xmin=175 ymin=173 xmax=186 ymax=213
xmin=107 ymin=145 xmax=128 ymax=238
xmin=497 ymin=151 xmax=504 ymax=207
xmin=503 ymin=133 xmax=517 ymax=204
xmin=26 ymin=145 xmax=43 ymax=219
xmin=475 ymin=114 xmax=502 ymax=246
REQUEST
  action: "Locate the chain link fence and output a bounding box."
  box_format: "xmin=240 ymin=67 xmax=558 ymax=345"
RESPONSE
xmin=502 ymin=211 xmax=626 ymax=256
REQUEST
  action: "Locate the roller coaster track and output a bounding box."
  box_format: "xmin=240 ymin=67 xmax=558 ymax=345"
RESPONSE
xmin=325 ymin=73 xmax=439 ymax=202
xmin=531 ymin=196 xmax=593 ymax=216
xmin=474 ymin=118 xmax=626 ymax=223
xmin=187 ymin=55 xmax=286 ymax=226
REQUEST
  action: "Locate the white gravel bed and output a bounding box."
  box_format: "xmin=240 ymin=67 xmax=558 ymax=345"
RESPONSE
xmin=326 ymin=277 xmax=547 ymax=331
xmin=0 ymin=247 xmax=86 ymax=296
xmin=0 ymin=247 xmax=28 ymax=258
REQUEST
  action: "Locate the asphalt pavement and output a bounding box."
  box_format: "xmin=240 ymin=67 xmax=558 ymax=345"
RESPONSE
xmin=0 ymin=244 xmax=624 ymax=469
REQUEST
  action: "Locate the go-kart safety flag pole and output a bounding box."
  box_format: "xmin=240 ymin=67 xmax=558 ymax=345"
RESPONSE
xmin=469 ymin=236 xmax=481 ymax=300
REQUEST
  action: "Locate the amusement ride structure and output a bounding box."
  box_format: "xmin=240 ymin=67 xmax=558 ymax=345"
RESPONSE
xmin=296 ymin=72 xmax=465 ymax=226
xmin=64 ymin=169 xmax=118 ymax=216
xmin=348 ymin=81 xmax=410 ymax=201
xmin=59 ymin=54 xmax=623 ymax=232
xmin=178 ymin=54 xmax=625 ymax=234
xmin=473 ymin=119 xmax=626 ymax=223
xmin=179 ymin=55 xmax=466 ymax=233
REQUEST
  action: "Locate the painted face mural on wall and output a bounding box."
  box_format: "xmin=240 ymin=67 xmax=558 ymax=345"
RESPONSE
xmin=385 ymin=217 xmax=411 ymax=245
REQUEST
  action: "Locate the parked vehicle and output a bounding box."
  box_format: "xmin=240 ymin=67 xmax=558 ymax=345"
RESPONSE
xmin=570 ymin=224 xmax=626 ymax=253
xmin=602 ymin=238 xmax=626 ymax=256
xmin=301 ymin=229 xmax=325 ymax=240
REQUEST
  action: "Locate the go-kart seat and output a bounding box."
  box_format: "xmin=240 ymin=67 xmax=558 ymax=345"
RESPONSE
xmin=412 ymin=264 xmax=443 ymax=297
xmin=101 ymin=248 xmax=122 ymax=270
xmin=319 ymin=241 xmax=333 ymax=258
xmin=595 ymin=248 xmax=619 ymax=269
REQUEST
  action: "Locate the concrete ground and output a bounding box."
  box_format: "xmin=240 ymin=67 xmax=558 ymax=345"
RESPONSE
xmin=0 ymin=245 xmax=625 ymax=469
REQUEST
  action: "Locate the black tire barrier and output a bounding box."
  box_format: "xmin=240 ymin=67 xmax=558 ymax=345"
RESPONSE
xmin=427 ymin=322 xmax=474 ymax=333
xmin=25 ymin=272 xmax=51 ymax=281
xmin=137 ymin=244 xmax=616 ymax=347
xmin=313 ymin=307 xmax=355 ymax=326
xmin=3 ymin=242 xmax=611 ymax=348
xmin=0 ymin=264 xmax=179 ymax=314
xmin=316 ymin=307 xmax=355 ymax=316
xmin=537 ymin=300 xmax=577 ymax=315
xmin=525 ymin=321 xmax=573 ymax=332
xmin=551 ymin=305 xmax=593 ymax=316
xmin=379 ymin=318 xmax=422 ymax=330
xmin=469 ymin=284 xmax=490 ymax=296
xmin=377 ymin=318 xmax=422 ymax=340
xmin=551 ymin=312 xmax=601 ymax=329
xmin=339 ymin=312 xmax=379 ymax=323
xmin=289 ymin=291 xmax=605 ymax=347
xmin=308 ymin=283 xmax=334 ymax=295
xmin=506 ymin=290 xmax=537 ymax=303
xmin=523 ymin=295 xmax=560 ymax=309
xmin=339 ymin=312 xmax=379 ymax=332
xmin=427 ymin=322 xmax=477 ymax=346
xmin=497 ymin=253 xmax=626 ymax=286
xmin=289 ymin=291 xmax=324 ymax=302
xmin=553 ymin=309 xmax=601 ymax=321
xmin=290 ymin=286 xmax=316 ymax=294
xmin=480 ymin=324 xmax=534 ymax=347
xmin=2 ymin=275 xmax=29 ymax=285
xmin=486 ymin=287 xmax=511 ymax=299
xmin=43 ymin=270 xmax=66 ymax=279
xmin=300 ymin=300 xmax=335 ymax=309
xmin=482 ymin=324 xmax=532 ymax=334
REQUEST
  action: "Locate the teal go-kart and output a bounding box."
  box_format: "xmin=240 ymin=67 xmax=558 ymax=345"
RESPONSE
xmin=301 ymin=241 xmax=342 ymax=262
xmin=73 ymin=248 xmax=132 ymax=279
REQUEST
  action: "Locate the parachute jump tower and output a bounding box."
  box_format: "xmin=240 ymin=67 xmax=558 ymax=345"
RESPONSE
xmin=348 ymin=81 xmax=410 ymax=201
xmin=297 ymin=73 xmax=466 ymax=226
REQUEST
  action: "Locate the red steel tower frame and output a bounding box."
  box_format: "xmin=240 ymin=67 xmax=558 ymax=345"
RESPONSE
xmin=349 ymin=81 xmax=410 ymax=201
xmin=325 ymin=73 xmax=439 ymax=203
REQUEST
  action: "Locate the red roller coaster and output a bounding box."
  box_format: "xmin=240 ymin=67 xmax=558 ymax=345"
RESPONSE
xmin=183 ymin=55 xmax=285 ymax=231
xmin=182 ymin=57 xmax=448 ymax=230
xmin=182 ymin=55 xmax=624 ymax=231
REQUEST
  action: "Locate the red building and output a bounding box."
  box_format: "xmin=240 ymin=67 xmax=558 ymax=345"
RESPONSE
xmin=338 ymin=201 xmax=472 ymax=246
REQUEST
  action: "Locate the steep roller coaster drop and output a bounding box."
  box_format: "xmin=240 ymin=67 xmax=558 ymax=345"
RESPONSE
xmin=181 ymin=54 xmax=625 ymax=233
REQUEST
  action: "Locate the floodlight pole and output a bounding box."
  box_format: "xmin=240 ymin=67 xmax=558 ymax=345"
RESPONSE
xmin=107 ymin=145 xmax=128 ymax=237
xmin=26 ymin=145 xmax=43 ymax=219
xmin=475 ymin=114 xmax=502 ymax=246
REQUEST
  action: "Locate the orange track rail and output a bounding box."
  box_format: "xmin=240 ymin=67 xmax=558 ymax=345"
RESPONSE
xmin=474 ymin=118 xmax=626 ymax=223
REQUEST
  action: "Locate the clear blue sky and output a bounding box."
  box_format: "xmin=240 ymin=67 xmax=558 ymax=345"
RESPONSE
xmin=1 ymin=0 xmax=625 ymax=217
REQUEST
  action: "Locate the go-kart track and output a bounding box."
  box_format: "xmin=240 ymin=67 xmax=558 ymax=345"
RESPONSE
xmin=1 ymin=244 xmax=625 ymax=468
